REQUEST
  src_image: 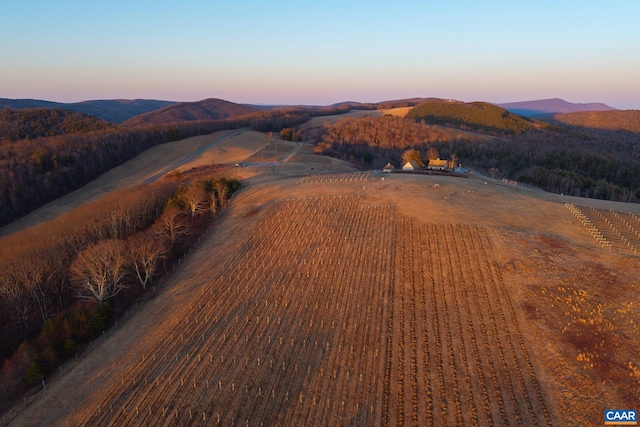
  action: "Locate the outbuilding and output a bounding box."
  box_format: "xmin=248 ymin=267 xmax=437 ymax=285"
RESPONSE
xmin=383 ymin=162 xmax=394 ymax=173
xmin=402 ymin=160 xmax=420 ymax=171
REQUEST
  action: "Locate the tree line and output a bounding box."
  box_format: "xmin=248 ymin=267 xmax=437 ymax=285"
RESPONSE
xmin=0 ymin=171 xmax=240 ymax=402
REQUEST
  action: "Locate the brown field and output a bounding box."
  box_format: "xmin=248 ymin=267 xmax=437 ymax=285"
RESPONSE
xmin=381 ymin=107 xmax=412 ymax=117
xmin=3 ymin=127 xmax=640 ymax=426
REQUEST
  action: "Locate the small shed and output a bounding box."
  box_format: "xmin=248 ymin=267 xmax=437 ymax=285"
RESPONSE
xmin=402 ymin=160 xmax=420 ymax=171
xmin=427 ymin=158 xmax=448 ymax=171
xmin=383 ymin=162 xmax=394 ymax=173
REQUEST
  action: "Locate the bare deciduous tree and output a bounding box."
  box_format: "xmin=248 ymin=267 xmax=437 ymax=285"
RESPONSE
xmin=70 ymin=240 xmax=128 ymax=303
xmin=12 ymin=254 xmax=48 ymax=323
xmin=0 ymin=268 xmax=36 ymax=331
xmin=209 ymin=192 xmax=218 ymax=216
xmin=157 ymin=205 xmax=190 ymax=244
xmin=214 ymin=182 xmax=229 ymax=208
xmin=183 ymin=185 xmax=208 ymax=219
xmin=126 ymin=233 xmax=166 ymax=290
xmin=449 ymin=153 xmax=458 ymax=170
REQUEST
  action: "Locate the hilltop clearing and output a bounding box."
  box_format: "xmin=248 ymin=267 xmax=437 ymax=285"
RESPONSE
xmin=4 ymin=167 xmax=639 ymax=427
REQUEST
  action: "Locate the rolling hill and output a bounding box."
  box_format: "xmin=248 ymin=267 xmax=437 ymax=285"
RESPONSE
xmin=499 ymin=98 xmax=615 ymax=117
xmin=407 ymin=100 xmax=535 ymax=134
xmin=550 ymin=110 xmax=640 ymax=133
xmin=122 ymin=98 xmax=258 ymax=126
xmin=0 ymin=98 xmax=175 ymax=123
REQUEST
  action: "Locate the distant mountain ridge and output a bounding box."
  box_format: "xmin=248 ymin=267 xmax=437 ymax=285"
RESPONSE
xmin=499 ymin=98 xmax=616 ymax=117
xmin=0 ymin=98 xmax=176 ymax=123
xmin=122 ymin=98 xmax=258 ymax=126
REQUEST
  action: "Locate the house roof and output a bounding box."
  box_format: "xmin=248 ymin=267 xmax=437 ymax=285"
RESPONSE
xmin=383 ymin=162 xmax=394 ymax=169
xmin=428 ymin=158 xmax=448 ymax=167
xmin=403 ymin=160 xmax=420 ymax=169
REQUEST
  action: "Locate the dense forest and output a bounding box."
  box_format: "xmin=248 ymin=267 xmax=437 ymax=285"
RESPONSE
xmin=0 ymin=169 xmax=240 ymax=403
xmin=312 ymin=111 xmax=640 ymax=202
xmin=551 ymin=110 xmax=640 ymax=133
xmin=312 ymin=115 xmax=484 ymax=167
xmin=407 ymin=100 xmax=536 ymax=134
xmin=0 ymin=109 xmax=112 ymax=141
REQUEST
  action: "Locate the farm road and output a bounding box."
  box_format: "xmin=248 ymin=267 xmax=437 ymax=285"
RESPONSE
xmin=274 ymin=142 xmax=304 ymax=175
xmin=142 ymin=127 xmax=247 ymax=183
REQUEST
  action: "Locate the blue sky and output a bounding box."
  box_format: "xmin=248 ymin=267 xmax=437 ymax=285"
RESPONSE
xmin=1 ymin=1 xmax=639 ymax=108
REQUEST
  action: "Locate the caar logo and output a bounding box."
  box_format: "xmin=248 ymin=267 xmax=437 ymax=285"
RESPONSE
xmin=604 ymin=410 xmax=637 ymax=425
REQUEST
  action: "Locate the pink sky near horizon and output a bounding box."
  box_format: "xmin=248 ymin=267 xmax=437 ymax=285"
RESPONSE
xmin=1 ymin=1 xmax=639 ymax=109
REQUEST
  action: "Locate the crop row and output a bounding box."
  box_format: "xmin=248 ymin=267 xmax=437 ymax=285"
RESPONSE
xmin=565 ymin=203 xmax=611 ymax=248
xmin=76 ymin=195 xmax=395 ymax=426
xmin=592 ymin=208 xmax=640 ymax=254
xmin=566 ymin=203 xmax=640 ymax=255
xmin=241 ymin=165 xmax=276 ymax=177
xmin=297 ymin=171 xmax=371 ymax=184
xmin=66 ymin=195 xmax=552 ymax=426
xmin=385 ymin=220 xmax=552 ymax=426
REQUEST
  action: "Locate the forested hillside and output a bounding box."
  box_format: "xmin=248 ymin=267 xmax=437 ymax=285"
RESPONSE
xmin=0 ymin=109 xmax=112 ymax=141
xmin=123 ymin=98 xmax=257 ymax=126
xmin=313 ymin=115 xmax=485 ymax=168
xmin=313 ymin=114 xmax=640 ymax=202
xmin=407 ymin=100 xmax=535 ymax=134
xmin=550 ymin=110 xmax=640 ymax=133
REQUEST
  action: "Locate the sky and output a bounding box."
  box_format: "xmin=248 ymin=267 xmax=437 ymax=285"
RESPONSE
xmin=1 ymin=1 xmax=639 ymax=109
